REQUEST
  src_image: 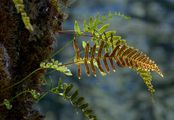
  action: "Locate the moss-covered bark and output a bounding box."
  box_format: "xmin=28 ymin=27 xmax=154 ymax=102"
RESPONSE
xmin=0 ymin=0 xmax=64 ymax=119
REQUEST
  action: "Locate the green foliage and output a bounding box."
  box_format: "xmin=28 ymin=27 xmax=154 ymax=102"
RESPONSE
xmin=113 ymin=11 xmax=131 ymax=19
xmin=74 ymin=12 xmax=127 ymax=52
xmin=136 ymin=68 xmax=155 ymax=93
xmin=81 ymin=12 xmax=130 ymax=34
xmin=1 ymin=88 xmax=41 ymax=111
xmin=50 ymin=79 xmax=97 ymax=120
xmin=0 ymin=7 xmax=163 ymax=119
xmin=40 ymin=59 xmax=72 ymax=76
xmin=74 ymin=20 xmax=82 ymax=35
xmin=29 ymin=89 xmax=41 ymax=100
xmin=73 ymin=12 xmax=163 ymax=94
xmin=3 ymin=99 xmax=12 ymax=110
xmin=13 ymin=0 xmax=33 ymax=32
xmin=98 ymin=24 xmax=110 ymax=33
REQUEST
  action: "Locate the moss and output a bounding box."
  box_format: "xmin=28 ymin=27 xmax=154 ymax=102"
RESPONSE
xmin=0 ymin=45 xmax=11 ymax=119
xmin=0 ymin=0 xmax=65 ymax=119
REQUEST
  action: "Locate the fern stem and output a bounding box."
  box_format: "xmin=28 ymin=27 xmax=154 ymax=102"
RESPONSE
xmin=57 ymin=30 xmax=93 ymax=37
xmin=50 ymin=39 xmax=73 ymax=58
xmin=36 ymin=91 xmax=49 ymax=103
xmin=10 ymin=90 xmax=31 ymax=101
xmin=0 ymin=90 xmax=30 ymax=107
xmin=2 ymin=68 xmax=43 ymax=92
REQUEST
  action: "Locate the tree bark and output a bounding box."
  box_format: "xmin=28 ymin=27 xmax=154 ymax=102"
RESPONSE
xmin=0 ymin=0 xmax=64 ymax=119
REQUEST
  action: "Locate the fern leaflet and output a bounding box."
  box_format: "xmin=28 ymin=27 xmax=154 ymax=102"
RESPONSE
xmin=40 ymin=59 xmax=72 ymax=76
xmin=51 ymin=79 xmax=97 ymax=120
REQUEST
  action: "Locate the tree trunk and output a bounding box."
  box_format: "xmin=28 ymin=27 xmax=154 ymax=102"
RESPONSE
xmin=0 ymin=0 xmax=64 ymax=119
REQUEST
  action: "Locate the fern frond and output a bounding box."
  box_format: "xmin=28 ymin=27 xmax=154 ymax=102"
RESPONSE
xmin=73 ymin=39 xmax=163 ymax=93
xmin=75 ymin=22 xmax=126 ymax=52
xmin=73 ymin=39 xmax=163 ymax=80
xmin=51 ymin=80 xmax=97 ymax=120
xmin=13 ymin=0 xmax=33 ymax=32
xmin=82 ymin=12 xmax=130 ymax=33
xmin=40 ymin=59 xmax=72 ymax=76
xmin=136 ymin=68 xmax=155 ymax=94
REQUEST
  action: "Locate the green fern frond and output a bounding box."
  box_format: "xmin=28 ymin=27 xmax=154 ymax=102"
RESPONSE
xmin=75 ymin=18 xmax=126 ymax=52
xmin=74 ymin=12 xmax=127 ymax=53
xmin=82 ymin=12 xmax=130 ymax=33
xmin=40 ymin=59 xmax=72 ymax=76
xmin=13 ymin=0 xmax=33 ymax=32
xmin=51 ymin=80 xmax=97 ymax=120
xmin=136 ymin=68 xmax=155 ymax=94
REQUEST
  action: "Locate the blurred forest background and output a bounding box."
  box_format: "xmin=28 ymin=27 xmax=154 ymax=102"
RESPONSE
xmin=37 ymin=0 xmax=174 ymax=120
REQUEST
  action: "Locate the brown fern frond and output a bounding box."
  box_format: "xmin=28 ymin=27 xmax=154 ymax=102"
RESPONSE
xmin=73 ymin=40 xmax=163 ymax=79
xmin=115 ymin=44 xmax=163 ymax=77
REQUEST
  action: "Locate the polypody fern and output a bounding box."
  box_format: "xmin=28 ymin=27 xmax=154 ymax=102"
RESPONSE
xmin=73 ymin=13 xmax=163 ymax=94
